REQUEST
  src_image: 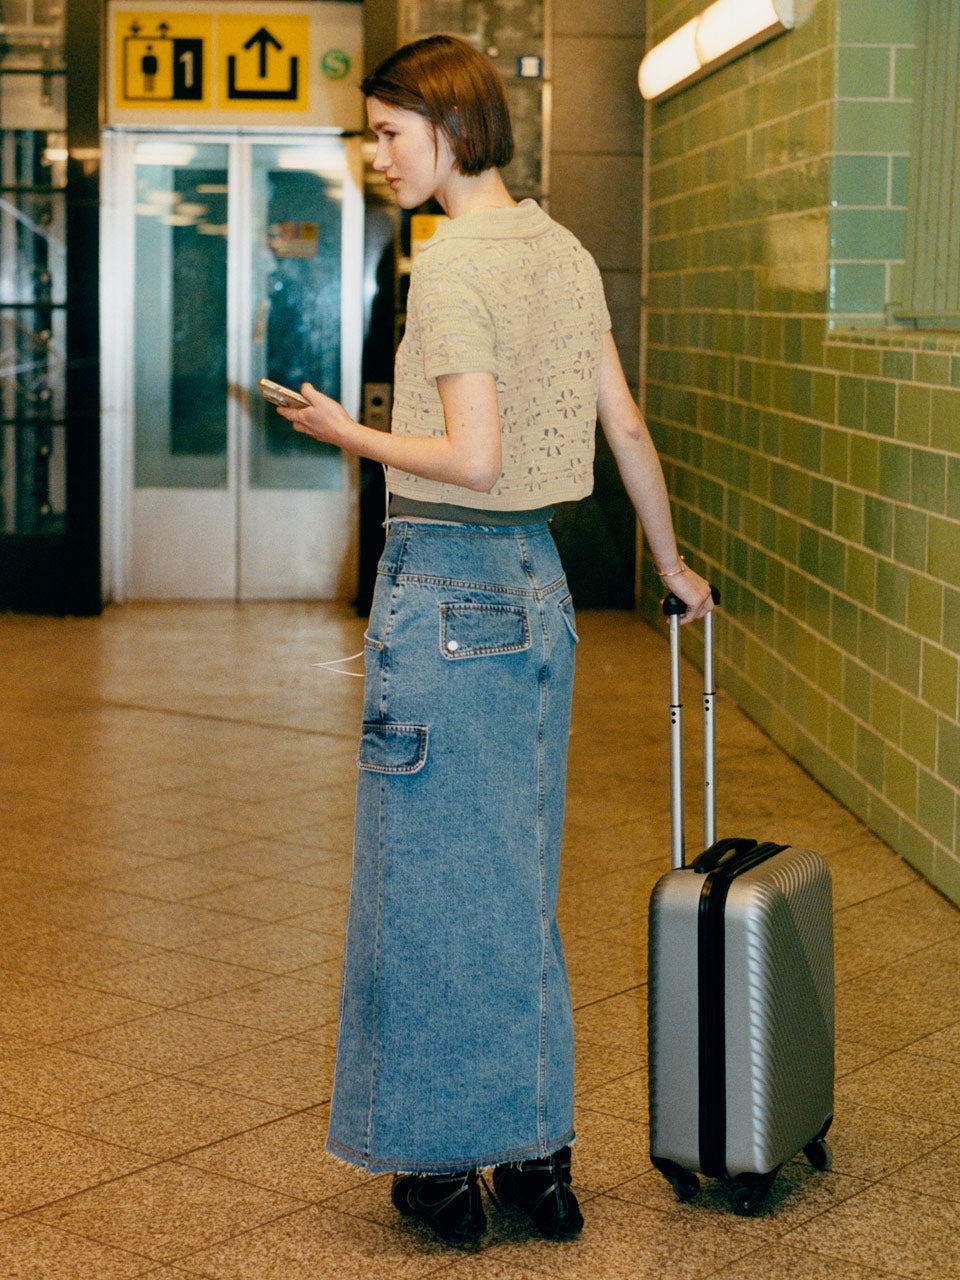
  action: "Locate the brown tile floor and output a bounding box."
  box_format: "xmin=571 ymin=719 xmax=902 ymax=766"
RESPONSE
xmin=1 ymin=601 xmax=958 ymax=1279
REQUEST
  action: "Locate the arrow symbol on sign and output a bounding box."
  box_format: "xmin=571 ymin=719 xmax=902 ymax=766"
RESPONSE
xmin=244 ymin=27 xmax=282 ymax=78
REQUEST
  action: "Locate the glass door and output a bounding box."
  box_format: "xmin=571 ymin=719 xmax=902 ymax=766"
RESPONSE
xmin=102 ymin=131 xmax=362 ymax=600
xmin=129 ymin=139 xmax=233 ymax=597
xmin=241 ymin=141 xmax=360 ymax=599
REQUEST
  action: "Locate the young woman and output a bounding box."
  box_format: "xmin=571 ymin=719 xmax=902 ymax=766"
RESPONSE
xmin=277 ymin=34 xmax=714 ymax=1248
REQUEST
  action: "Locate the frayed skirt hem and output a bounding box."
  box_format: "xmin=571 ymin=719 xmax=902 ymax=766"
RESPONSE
xmin=324 ymin=1128 xmax=576 ymax=1176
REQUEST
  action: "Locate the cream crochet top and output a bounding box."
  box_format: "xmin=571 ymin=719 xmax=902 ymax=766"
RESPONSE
xmin=387 ymin=199 xmax=611 ymax=510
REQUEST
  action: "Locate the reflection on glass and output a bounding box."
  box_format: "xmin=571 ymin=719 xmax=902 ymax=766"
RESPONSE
xmin=1 ymin=1 xmax=70 ymax=540
xmin=0 ymin=196 xmax=67 ymax=306
xmin=133 ymin=143 xmax=228 ymax=488
xmin=0 ymin=422 xmax=65 ymax=534
xmin=249 ymin=146 xmax=344 ymax=490
xmin=0 ymin=123 xmax=67 ymax=533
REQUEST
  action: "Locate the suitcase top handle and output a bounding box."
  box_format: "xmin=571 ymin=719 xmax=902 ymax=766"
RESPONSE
xmin=691 ymin=836 xmax=757 ymax=875
xmin=694 ymin=839 xmax=788 ymax=881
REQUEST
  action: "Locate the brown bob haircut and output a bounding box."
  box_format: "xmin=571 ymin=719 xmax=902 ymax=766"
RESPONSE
xmin=361 ymin=35 xmax=514 ymax=175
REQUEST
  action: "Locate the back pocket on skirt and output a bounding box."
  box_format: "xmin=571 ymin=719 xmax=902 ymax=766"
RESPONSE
xmin=439 ymin=602 xmax=531 ymax=660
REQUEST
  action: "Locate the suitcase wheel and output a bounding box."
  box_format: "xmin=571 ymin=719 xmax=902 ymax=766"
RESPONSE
xmin=730 ymin=1167 xmax=779 ymax=1216
xmin=670 ymin=1171 xmax=700 ymax=1202
xmin=803 ymin=1138 xmax=833 ymax=1172
xmin=731 ymin=1183 xmax=765 ymax=1216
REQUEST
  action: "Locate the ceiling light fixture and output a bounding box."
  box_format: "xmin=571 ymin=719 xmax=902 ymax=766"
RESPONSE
xmin=638 ymin=0 xmax=795 ymax=101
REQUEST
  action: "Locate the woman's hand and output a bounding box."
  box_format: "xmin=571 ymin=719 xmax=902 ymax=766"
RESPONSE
xmin=276 ymin=382 xmax=354 ymax=449
xmin=664 ymin=565 xmax=715 ymax=624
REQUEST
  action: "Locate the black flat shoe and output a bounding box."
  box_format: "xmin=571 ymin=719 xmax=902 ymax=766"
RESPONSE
xmin=492 ymin=1145 xmax=583 ymax=1240
xmin=391 ymin=1170 xmax=486 ymax=1246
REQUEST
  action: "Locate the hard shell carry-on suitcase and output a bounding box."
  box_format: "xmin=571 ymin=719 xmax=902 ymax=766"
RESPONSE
xmin=647 ymin=592 xmax=835 ymax=1215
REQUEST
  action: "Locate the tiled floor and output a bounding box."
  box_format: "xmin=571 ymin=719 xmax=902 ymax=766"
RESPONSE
xmin=1 ymin=601 xmax=958 ymax=1279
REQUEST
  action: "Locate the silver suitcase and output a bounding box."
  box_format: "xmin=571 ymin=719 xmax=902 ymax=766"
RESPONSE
xmin=647 ymin=593 xmax=834 ymax=1214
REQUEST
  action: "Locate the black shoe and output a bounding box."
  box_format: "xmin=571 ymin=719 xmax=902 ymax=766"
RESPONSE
xmin=391 ymin=1170 xmax=486 ymax=1246
xmin=492 ymin=1145 xmax=584 ymax=1240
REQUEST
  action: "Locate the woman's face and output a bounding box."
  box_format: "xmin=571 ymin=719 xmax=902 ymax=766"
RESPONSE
xmin=366 ymin=97 xmax=457 ymax=209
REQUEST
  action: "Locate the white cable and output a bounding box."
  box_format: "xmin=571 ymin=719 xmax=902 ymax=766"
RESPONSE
xmin=312 ymin=652 xmax=365 ymax=678
xmin=312 ymin=468 xmax=391 ymax=680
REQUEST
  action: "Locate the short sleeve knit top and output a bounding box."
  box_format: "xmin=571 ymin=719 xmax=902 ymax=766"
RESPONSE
xmin=386 ymin=199 xmax=611 ymax=510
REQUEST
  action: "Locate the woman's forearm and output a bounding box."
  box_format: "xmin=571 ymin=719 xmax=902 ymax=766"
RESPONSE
xmin=597 ymin=332 xmax=714 ymax=620
xmin=597 ymin=334 xmax=682 ymax=568
xmin=279 ymin=371 xmax=503 ymax=492
xmin=330 ymin=415 xmax=498 ymax=490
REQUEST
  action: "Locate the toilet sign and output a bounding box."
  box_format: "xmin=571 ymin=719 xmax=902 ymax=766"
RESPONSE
xmin=107 ymin=1 xmax=363 ymax=128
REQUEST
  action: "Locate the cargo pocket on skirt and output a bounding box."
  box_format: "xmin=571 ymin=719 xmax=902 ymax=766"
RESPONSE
xmin=357 ymin=721 xmax=429 ymax=775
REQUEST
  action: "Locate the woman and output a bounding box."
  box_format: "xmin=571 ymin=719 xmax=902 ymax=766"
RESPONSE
xmin=277 ymin=34 xmax=714 ymax=1247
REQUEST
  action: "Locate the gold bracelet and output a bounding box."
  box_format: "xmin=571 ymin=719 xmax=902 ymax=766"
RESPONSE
xmin=656 ymin=556 xmax=686 ymax=579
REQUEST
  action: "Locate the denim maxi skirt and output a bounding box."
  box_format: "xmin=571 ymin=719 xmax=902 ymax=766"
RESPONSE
xmin=326 ymin=519 xmax=578 ymax=1173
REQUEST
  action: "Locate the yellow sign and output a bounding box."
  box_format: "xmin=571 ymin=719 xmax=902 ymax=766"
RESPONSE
xmin=107 ymin=2 xmax=363 ymax=129
xmin=217 ymin=14 xmax=309 ymax=112
xmin=118 ymin=12 xmax=213 ymax=109
xmin=411 ymin=214 xmax=448 ymax=258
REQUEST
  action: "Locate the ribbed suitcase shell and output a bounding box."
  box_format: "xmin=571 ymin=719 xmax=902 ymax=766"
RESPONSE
xmin=648 ymin=844 xmax=834 ymax=1182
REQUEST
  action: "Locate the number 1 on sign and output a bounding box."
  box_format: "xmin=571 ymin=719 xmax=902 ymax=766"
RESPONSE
xmin=179 ymin=48 xmax=194 ymax=89
xmin=171 ymin=36 xmax=204 ymax=101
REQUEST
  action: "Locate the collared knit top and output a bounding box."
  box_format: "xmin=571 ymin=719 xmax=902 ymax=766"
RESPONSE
xmin=386 ymin=199 xmax=611 ymax=510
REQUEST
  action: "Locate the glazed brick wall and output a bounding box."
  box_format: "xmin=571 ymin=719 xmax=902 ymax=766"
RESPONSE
xmin=642 ymin=0 xmax=960 ymax=901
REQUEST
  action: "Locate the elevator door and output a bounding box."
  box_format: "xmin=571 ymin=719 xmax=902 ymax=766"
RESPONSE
xmin=104 ymin=133 xmax=362 ymax=600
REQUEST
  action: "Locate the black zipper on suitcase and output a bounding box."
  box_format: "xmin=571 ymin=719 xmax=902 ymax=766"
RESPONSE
xmin=696 ymin=841 xmax=787 ymax=1179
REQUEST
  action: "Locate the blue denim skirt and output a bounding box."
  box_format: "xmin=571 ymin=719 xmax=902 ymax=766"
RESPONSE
xmin=326 ymin=519 xmax=578 ymax=1173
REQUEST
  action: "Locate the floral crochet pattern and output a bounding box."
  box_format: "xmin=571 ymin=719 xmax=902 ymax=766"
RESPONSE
xmin=387 ymin=200 xmax=610 ymax=510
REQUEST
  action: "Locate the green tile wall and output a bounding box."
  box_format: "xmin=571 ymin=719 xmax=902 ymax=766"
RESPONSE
xmin=642 ymin=0 xmax=960 ymax=904
xmin=830 ymin=0 xmax=916 ymax=324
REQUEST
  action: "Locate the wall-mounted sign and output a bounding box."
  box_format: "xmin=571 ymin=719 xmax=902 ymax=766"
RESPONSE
xmin=107 ymin=1 xmax=363 ymax=129
xmin=119 ymin=13 xmax=212 ymax=105
xmin=410 ymin=214 xmax=448 ymax=259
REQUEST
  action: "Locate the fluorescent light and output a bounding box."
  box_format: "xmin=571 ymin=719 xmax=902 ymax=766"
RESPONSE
xmin=637 ymin=18 xmax=700 ymax=103
xmin=696 ymin=0 xmax=789 ymax=63
xmin=274 ymin=146 xmax=346 ymax=171
xmin=134 ymin=143 xmax=198 ymax=166
xmin=639 ymin=0 xmax=794 ymax=101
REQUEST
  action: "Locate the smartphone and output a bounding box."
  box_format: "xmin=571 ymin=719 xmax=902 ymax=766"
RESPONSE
xmin=258 ymin=377 xmax=309 ymax=409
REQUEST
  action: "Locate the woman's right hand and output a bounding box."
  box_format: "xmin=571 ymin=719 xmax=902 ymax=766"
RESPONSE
xmin=278 ymin=382 xmax=354 ymax=449
xmin=664 ymin=566 xmax=715 ymax=624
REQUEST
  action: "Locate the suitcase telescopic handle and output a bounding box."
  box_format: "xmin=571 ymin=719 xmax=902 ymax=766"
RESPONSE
xmin=661 ymin=586 xmax=722 ymax=615
xmin=662 ymin=586 xmax=721 ymax=870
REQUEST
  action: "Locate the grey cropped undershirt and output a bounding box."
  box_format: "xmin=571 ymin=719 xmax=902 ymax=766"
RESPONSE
xmin=389 ymin=495 xmax=554 ymax=526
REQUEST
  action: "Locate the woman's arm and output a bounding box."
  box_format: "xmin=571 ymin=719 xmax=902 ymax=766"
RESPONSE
xmin=276 ymin=370 xmax=502 ymax=492
xmin=597 ymin=331 xmax=714 ymax=622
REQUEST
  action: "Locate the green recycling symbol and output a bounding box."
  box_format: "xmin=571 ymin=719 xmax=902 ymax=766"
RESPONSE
xmin=321 ymin=48 xmax=350 ymax=80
